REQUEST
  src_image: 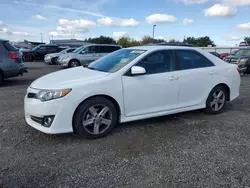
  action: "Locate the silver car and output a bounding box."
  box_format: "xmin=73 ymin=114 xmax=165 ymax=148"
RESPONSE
xmin=57 ymin=44 xmax=122 ymax=68
xmin=44 ymin=47 xmax=76 ymax=65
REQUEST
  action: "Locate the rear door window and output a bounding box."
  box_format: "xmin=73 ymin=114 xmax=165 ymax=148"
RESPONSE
xmin=46 ymin=46 xmax=58 ymax=53
xmin=176 ymin=50 xmax=214 ymax=70
xmin=85 ymin=46 xmax=98 ymax=54
xmin=3 ymin=41 xmax=18 ymax=51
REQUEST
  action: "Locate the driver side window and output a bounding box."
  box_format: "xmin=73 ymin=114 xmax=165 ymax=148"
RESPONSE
xmin=136 ymin=50 xmax=175 ymax=75
xmin=83 ymin=46 xmax=96 ymax=54
xmin=37 ymin=46 xmax=46 ymax=52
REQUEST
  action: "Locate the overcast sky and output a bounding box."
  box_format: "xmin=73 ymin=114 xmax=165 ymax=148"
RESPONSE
xmin=0 ymin=0 xmax=250 ymax=46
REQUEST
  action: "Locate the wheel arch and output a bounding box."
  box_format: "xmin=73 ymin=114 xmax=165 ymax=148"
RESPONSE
xmin=72 ymin=94 xmax=121 ymax=133
xmin=211 ymin=83 xmax=231 ymax=101
xmin=68 ymin=59 xmax=81 ymax=66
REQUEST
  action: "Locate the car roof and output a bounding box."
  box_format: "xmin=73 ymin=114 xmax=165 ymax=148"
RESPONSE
xmin=85 ymin=44 xmax=122 ymax=47
xmin=0 ymin=39 xmax=9 ymax=42
xmin=126 ymin=45 xmax=195 ymax=51
xmin=39 ymin=44 xmax=58 ymax=47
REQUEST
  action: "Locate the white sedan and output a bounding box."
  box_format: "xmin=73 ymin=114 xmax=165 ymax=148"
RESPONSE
xmin=24 ymin=46 xmax=241 ymax=138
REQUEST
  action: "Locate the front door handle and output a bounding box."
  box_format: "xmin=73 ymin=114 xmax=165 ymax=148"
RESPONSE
xmin=169 ymin=76 xmax=178 ymax=81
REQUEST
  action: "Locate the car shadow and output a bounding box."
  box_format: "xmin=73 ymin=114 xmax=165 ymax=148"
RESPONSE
xmin=2 ymin=78 xmax=34 ymax=87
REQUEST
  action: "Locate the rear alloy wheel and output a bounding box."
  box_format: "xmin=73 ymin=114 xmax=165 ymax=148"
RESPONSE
xmin=73 ymin=97 xmax=117 ymax=139
xmin=204 ymin=86 xmax=227 ymax=114
xmin=0 ymin=72 xmax=4 ymax=86
xmin=69 ymin=60 xmax=80 ymax=68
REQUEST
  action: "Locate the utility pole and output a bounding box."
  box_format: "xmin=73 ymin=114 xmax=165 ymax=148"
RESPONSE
xmin=152 ymin=25 xmax=156 ymax=39
xmin=40 ymin=33 xmax=43 ymax=43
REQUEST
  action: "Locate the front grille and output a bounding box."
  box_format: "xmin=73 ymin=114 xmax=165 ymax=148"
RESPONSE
xmin=27 ymin=93 xmax=36 ymax=98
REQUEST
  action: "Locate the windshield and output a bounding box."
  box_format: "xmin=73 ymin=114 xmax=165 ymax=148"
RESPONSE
xmin=232 ymin=49 xmax=250 ymax=56
xmin=59 ymin=48 xmax=68 ymax=54
xmin=88 ymin=49 xmax=147 ymax=73
xmin=31 ymin=45 xmax=41 ymax=51
xmin=73 ymin=46 xmax=85 ymax=53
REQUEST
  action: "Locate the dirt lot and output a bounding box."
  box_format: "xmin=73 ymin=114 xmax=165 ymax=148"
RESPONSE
xmin=1 ymin=62 xmax=250 ymax=188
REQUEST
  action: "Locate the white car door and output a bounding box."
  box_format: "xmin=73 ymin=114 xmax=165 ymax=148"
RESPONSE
xmin=175 ymin=49 xmax=217 ymax=108
xmin=122 ymin=50 xmax=179 ymax=117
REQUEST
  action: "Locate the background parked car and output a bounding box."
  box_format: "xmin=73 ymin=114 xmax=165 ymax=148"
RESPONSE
xmin=22 ymin=44 xmax=65 ymax=62
xmin=223 ymin=49 xmax=250 ymax=74
xmin=44 ymin=47 xmax=76 ymax=65
xmin=209 ymin=52 xmax=220 ymax=58
xmin=57 ymin=44 xmax=122 ymax=68
xmin=0 ymin=39 xmax=27 ymax=85
xmin=220 ymin=53 xmax=230 ymax=60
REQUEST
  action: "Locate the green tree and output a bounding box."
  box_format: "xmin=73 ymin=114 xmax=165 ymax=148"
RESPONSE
xmin=183 ymin=36 xmax=215 ymax=47
xmin=244 ymin=37 xmax=250 ymax=45
xmin=141 ymin=36 xmax=154 ymax=45
xmin=117 ymin=37 xmax=131 ymax=48
xmin=84 ymin=36 xmax=116 ymax=44
xmin=168 ymin=39 xmax=181 ymax=43
xmin=129 ymin=39 xmax=141 ymax=47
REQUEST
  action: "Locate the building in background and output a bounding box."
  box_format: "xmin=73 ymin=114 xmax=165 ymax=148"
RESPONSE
xmin=11 ymin=40 xmax=45 ymax=49
xmin=50 ymin=39 xmax=92 ymax=47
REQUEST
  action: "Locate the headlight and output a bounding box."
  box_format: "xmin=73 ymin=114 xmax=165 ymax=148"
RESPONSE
xmin=62 ymin=55 xmax=69 ymax=60
xmin=35 ymin=89 xmax=71 ymax=102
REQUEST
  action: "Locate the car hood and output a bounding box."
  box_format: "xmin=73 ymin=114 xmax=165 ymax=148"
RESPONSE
xmin=46 ymin=53 xmax=59 ymax=57
xmin=30 ymin=67 xmax=110 ymax=89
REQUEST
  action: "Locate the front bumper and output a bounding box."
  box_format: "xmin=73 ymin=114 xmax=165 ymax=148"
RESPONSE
xmin=44 ymin=57 xmax=52 ymax=63
xmin=24 ymin=87 xmax=75 ymax=134
xmin=58 ymin=59 xmax=69 ymax=67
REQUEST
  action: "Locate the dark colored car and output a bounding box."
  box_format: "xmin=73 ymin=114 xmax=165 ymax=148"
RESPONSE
xmin=209 ymin=52 xmax=220 ymax=58
xmin=44 ymin=47 xmax=76 ymax=65
xmin=22 ymin=44 xmax=64 ymax=62
xmin=223 ymin=49 xmax=250 ymax=74
xmin=0 ymin=39 xmax=27 ymax=85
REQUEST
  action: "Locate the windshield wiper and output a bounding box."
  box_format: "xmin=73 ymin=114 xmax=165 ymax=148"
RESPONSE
xmin=83 ymin=65 xmax=96 ymax=70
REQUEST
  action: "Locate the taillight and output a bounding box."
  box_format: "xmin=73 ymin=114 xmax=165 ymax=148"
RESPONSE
xmin=8 ymin=53 xmax=19 ymax=59
xmin=237 ymin=67 xmax=240 ymax=73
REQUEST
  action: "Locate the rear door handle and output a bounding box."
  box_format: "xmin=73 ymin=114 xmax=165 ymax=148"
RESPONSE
xmin=169 ymin=76 xmax=178 ymax=81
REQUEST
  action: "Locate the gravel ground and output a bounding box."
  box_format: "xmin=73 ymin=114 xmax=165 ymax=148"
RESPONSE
xmin=1 ymin=62 xmax=250 ymax=188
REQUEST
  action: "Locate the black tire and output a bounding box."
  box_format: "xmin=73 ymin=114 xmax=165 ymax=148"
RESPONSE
xmin=245 ymin=65 xmax=250 ymax=74
xmin=51 ymin=57 xmax=58 ymax=65
xmin=73 ymin=97 xmax=118 ymax=139
xmin=0 ymin=71 xmax=4 ymax=86
xmin=204 ymin=85 xmax=228 ymax=114
xmin=68 ymin=60 xmax=81 ymax=68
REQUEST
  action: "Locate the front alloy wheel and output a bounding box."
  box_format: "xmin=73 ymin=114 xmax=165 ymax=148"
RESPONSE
xmin=73 ymin=97 xmax=118 ymax=138
xmin=82 ymin=105 xmax=112 ymax=135
xmin=69 ymin=60 xmax=80 ymax=68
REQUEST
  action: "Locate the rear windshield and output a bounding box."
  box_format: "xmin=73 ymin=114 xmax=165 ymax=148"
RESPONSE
xmin=3 ymin=41 xmax=19 ymax=51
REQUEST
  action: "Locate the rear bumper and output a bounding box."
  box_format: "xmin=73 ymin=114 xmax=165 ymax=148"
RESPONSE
xmin=19 ymin=67 xmax=28 ymax=74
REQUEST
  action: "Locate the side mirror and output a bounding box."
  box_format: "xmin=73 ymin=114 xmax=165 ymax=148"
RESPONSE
xmin=131 ymin=66 xmax=146 ymax=75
